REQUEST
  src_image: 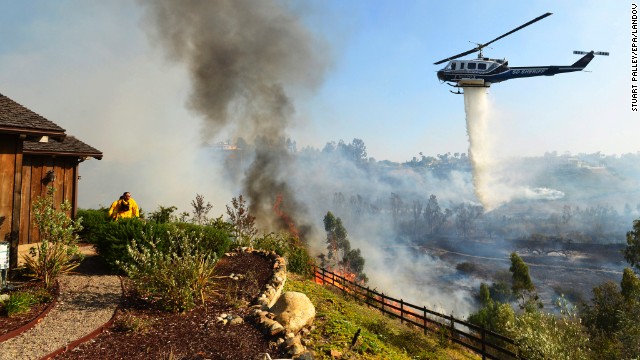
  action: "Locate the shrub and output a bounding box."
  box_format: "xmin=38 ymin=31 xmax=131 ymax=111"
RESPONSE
xmin=91 ymin=218 xmax=232 ymax=273
xmin=253 ymin=232 xmax=314 ymax=276
xmin=3 ymin=288 xmax=52 ymax=317
xmin=113 ymin=312 xmax=154 ymax=334
xmin=23 ymin=186 xmax=84 ymax=288
xmin=455 ymin=262 xmax=478 ymax=274
xmin=118 ymin=228 xmax=219 ymax=312
xmin=76 ymin=208 xmax=109 ymax=244
xmin=507 ymin=309 xmax=590 ymax=360
xmin=92 ymin=217 xmax=156 ymax=272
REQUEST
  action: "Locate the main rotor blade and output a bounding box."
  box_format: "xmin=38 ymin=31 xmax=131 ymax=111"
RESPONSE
xmin=434 ymin=48 xmax=479 ymax=65
xmin=482 ymin=12 xmax=552 ymax=48
xmin=433 ymin=12 xmax=552 ymax=65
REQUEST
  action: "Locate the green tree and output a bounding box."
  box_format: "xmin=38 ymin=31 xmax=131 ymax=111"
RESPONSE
xmin=323 ymin=212 xmax=351 ymax=263
xmin=624 ymin=219 xmax=640 ymax=272
xmin=323 ymin=211 xmax=367 ymax=282
xmin=479 ymin=282 xmax=491 ymax=306
xmin=621 ymin=267 xmax=640 ymax=300
xmin=509 ymin=252 xmax=539 ymax=310
xmin=23 ymin=186 xmax=84 ymax=288
xmin=581 ymin=280 xmax=625 ymax=359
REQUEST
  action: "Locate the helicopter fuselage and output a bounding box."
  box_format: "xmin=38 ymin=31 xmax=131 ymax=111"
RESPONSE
xmin=436 ymin=51 xmax=595 ymax=88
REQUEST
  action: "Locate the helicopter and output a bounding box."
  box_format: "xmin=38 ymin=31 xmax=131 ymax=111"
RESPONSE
xmin=434 ymin=12 xmax=608 ymax=94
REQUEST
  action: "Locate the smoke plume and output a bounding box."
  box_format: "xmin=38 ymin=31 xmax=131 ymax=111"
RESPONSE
xmin=140 ymin=0 xmax=330 ymax=234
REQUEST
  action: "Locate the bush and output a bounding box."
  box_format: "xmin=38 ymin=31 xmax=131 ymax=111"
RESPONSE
xmin=252 ymin=232 xmax=314 ymax=276
xmin=23 ymin=186 xmax=84 ymax=288
xmin=118 ymin=227 xmax=219 ymax=312
xmin=76 ymin=208 xmax=109 ymax=244
xmin=91 ymin=218 xmax=233 ymax=273
xmin=506 ymin=309 xmax=590 ymax=360
xmin=455 ymin=262 xmax=478 ymax=274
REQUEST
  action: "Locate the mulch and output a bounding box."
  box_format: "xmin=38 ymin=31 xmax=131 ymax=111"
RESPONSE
xmin=0 ymin=281 xmax=57 ymax=338
xmin=53 ymin=251 xmax=290 ymax=360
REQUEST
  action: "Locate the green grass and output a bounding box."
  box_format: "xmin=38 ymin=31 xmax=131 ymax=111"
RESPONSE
xmin=284 ymin=274 xmax=479 ymax=360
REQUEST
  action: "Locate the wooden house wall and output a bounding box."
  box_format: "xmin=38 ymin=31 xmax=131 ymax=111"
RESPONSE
xmin=0 ymin=134 xmax=19 ymax=244
xmin=19 ymin=155 xmax=77 ymax=245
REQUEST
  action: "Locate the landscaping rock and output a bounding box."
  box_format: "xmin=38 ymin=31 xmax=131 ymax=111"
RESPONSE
xmin=270 ymin=292 xmax=315 ymax=334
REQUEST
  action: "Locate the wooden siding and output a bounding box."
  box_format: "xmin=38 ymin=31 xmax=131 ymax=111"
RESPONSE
xmin=19 ymin=155 xmax=77 ymax=245
xmin=0 ymin=134 xmax=18 ymax=243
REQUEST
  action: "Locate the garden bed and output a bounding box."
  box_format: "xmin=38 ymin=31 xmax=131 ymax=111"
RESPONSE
xmin=0 ymin=280 xmax=57 ymax=339
xmin=54 ymin=251 xmax=290 ymax=359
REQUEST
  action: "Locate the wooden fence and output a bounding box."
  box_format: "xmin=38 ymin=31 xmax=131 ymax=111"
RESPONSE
xmin=313 ymin=266 xmax=523 ymax=360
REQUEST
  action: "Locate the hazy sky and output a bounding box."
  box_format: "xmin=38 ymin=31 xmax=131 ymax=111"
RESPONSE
xmin=0 ymin=1 xmax=636 ymax=211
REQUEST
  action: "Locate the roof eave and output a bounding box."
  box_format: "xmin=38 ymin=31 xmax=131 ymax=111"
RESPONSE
xmin=22 ymin=149 xmax=103 ymax=160
xmin=0 ymin=126 xmax=66 ymax=138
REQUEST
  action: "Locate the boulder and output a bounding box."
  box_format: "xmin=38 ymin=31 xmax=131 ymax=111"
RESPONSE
xmin=270 ymin=292 xmax=315 ymax=334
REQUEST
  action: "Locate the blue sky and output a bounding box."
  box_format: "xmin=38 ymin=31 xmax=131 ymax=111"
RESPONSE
xmin=0 ymin=1 xmax=636 ymax=210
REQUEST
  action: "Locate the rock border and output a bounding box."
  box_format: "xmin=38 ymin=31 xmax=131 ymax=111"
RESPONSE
xmin=225 ymin=248 xmax=313 ymax=359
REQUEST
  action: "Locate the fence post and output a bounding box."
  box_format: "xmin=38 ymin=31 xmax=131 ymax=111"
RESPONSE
xmin=400 ymin=299 xmax=404 ymax=324
xmin=481 ymin=328 xmax=486 ymax=360
xmin=423 ymin=306 xmax=427 ymax=335
xmin=381 ymin=293 xmax=385 ymax=314
xmin=449 ymin=314 xmax=455 ymax=341
xmin=321 ymin=267 xmax=325 ymax=285
xmin=366 ymin=287 xmax=370 ymax=308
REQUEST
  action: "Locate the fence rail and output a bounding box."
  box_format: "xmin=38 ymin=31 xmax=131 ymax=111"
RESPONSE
xmin=313 ymin=266 xmax=523 ymax=360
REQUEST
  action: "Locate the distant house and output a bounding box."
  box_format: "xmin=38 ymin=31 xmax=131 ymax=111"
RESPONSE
xmin=0 ymin=93 xmax=102 ymax=268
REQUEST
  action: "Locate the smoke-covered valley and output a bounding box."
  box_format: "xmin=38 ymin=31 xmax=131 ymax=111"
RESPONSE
xmin=216 ymin=140 xmax=639 ymax=316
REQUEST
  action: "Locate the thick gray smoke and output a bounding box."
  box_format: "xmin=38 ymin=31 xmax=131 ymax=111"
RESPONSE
xmin=140 ymin=0 xmax=330 ymax=233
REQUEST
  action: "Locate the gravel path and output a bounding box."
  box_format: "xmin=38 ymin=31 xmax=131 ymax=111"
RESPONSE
xmin=0 ymin=257 xmax=121 ymax=360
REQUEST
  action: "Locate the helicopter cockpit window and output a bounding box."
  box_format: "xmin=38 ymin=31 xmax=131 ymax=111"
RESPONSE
xmin=478 ymin=63 xmax=487 ymax=70
xmin=467 ymin=62 xmax=477 ymax=70
xmin=450 ymin=62 xmax=456 ymax=70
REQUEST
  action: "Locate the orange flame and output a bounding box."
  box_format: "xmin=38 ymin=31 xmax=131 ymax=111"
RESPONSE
xmin=314 ymin=268 xmax=360 ymax=292
xmin=273 ymin=194 xmax=299 ymax=240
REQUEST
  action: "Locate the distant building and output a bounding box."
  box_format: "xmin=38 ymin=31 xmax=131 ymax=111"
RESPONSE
xmin=0 ymin=93 xmax=102 ymax=268
xmin=213 ymin=141 xmax=238 ymax=151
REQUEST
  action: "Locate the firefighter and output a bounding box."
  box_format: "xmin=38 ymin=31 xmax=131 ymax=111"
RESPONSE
xmin=108 ymin=192 xmax=140 ymax=220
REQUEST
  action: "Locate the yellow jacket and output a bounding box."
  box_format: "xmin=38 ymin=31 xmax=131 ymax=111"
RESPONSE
xmin=108 ymin=198 xmax=140 ymax=220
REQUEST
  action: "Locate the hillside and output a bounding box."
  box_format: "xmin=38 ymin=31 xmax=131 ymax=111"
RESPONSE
xmin=284 ymin=274 xmax=478 ymax=360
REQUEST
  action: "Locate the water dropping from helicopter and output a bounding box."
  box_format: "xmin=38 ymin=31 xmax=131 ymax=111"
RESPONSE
xmin=463 ymin=87 xmax=495 ymax=210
